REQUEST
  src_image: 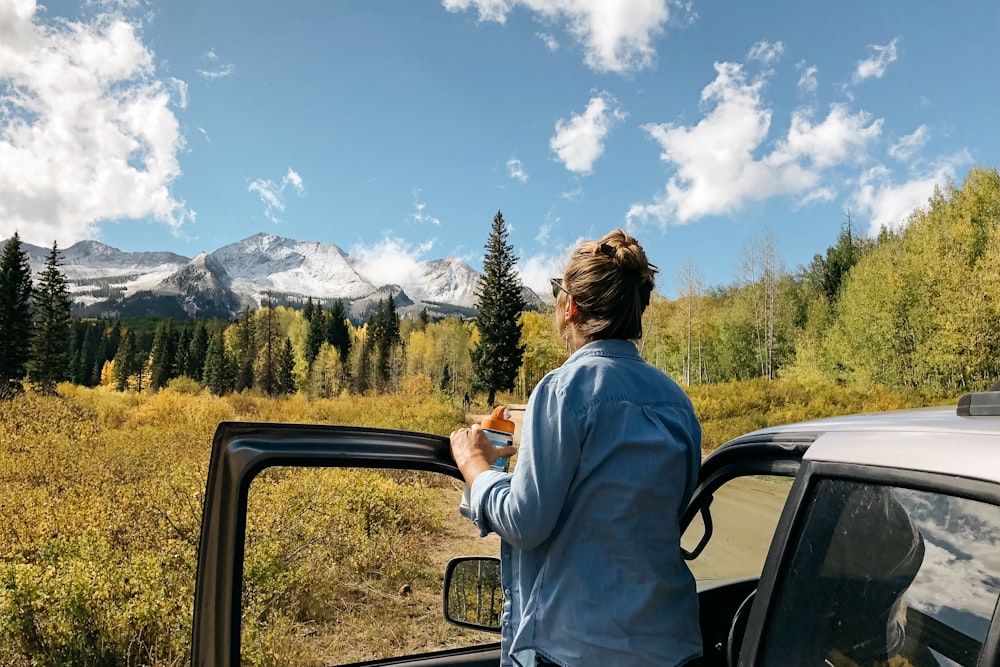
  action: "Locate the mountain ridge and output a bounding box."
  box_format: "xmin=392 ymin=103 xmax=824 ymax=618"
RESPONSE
xmin=19 ymin=233 xmax=543 ymax=321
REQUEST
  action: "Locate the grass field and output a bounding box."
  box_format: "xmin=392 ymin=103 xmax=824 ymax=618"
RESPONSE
xmin=0 ymin=378 xmax=943 ymax=665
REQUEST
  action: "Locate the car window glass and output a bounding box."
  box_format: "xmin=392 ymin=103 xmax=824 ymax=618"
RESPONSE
xmin=682 ymin=474 xmax=793 ymax=581
xmin=241 ymin=466 xmax=499 ymax=665
xmin=758 ymin=479 xmax=1000 ymax=667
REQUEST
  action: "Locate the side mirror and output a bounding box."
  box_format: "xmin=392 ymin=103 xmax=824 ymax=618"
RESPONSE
xmin=682 ymin=499 xmax=714 ymax=561
xmin=443 ymin=556 xmax=503 ymax=632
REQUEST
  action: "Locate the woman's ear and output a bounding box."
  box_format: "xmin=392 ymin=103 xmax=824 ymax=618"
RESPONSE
xmin=565 ymin=297 xmax=581 ymax=322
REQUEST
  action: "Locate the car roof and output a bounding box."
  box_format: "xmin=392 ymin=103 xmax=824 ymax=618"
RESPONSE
xmin=727 ymin=404 xmax=1000 ymax=485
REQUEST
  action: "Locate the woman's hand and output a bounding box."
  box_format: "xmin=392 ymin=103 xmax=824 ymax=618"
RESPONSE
xmin=450 ymin=424 xmax=517 ymax=486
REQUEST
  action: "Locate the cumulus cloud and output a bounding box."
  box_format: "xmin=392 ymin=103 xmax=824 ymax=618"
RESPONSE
xmin=442 ymin=0 xmax=671 ymax=73
xmin=248 ymin=167 xmax=305 ymax=224
xmin=626 ymin=62 xmax=881 ymax=227
xmin=0 ymin=1 xmax=192 ymax=247
xmin=889 ymin=125 xmax=930 ymax=162
xmin=350 ymin=236 xmax=435 ymax=288
xmin=747 ymin=40 xmax=784 ymax=66
xmin=411 ymin=188 xmax=441 ymax=225
xmin=852 ymin=38 xmax=899 ymax=84
xmin=507 ymin=157 xmax=529 ymax=183
xmin=852 ymin=151 xmax=969 ymax=235
xmin=550 ymin=92 xmax=625 ymax=174
xmin=197 ymin=48 xmax=235 ymax=80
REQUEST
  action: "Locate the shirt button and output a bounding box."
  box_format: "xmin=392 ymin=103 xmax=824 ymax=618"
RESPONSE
xmin=504 ymin=553 xmax=511 ymax=560
xmin=504 ymin=589 xmax=511 ymax=596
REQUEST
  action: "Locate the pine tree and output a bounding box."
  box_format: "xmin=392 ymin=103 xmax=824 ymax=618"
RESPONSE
xmin=0 ymin=233 xmax=34 ymax=397
xmin=186 ymin=321 xmax=209 ymax=381
xmin=232 ymin=306 xmax=256 ymax=392
xmin=305 ymin=300 xmax=326 ymax=367
xmin=27 ymin=242 xmax=73 ymax=395
xmin=203 ymin=330 xmax=233 ymax=395
xmin=327 ymin=299 xmax=352 ymax=363
xmin=113 ymin=329 xmax=138 ymax=391
xmin=148 ymin=319 xmax=178 ymax=391
xmin=277 ymin=337 xmax=296 ymax=395
xmin=471 ymin=211 xmax=525 ymax=406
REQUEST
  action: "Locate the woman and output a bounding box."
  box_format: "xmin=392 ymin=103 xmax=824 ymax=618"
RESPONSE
xmin=450 ymin=229 xmax=703 ymax=667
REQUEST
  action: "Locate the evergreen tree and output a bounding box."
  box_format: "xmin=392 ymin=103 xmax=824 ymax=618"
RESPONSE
xmin=305 ymin=300 xmax=326 ymax=367
xmin=113 ymin=329 xmax=137 ymax=391
xmin=175 ymin=327 xmax=193 ymax=379
xmin=327 ymin=299 xmax=352 ymax=363
xmin=255 ymin=294 xmax=281 ymax=397
xmin=277 ymin=337 xmax=296 ymax=395
xmin=186 ymin=321 xmax=210 ymax=381
xmin=0 ymin=233 xmax=34 ymax=397
xmin=148 ymin=319 xmax=178 ymax=391
xmin=27 ymin=242 xmax=73 ymax=395
xmin=232 ymin=306 xmax=256 ymax=392
xmin=203 ymin=330 xmax=233 ymax=395
xmin=471 ymin=211 xmax=525 ymax=406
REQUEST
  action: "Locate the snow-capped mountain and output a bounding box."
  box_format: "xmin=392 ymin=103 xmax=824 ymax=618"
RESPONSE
xmin=19 ymin=233 xmax=542 ymax=321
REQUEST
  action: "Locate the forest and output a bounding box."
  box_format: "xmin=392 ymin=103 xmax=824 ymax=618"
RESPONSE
xmin=8 ymin=164 xmax=994 ymax=404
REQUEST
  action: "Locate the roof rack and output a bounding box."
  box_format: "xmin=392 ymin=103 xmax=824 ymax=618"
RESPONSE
xmin=957 ymin=391 xmax=1000 ymax=417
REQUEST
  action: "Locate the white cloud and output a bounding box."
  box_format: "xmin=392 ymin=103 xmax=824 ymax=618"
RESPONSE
xmin=537 ymin=32 xmax=559 ymax=51
xmin=747 ymin=40 xmax=784 ymax=66
xmin=518 ymin=249 xmax=568 ymax=304
xmin=797 ymin=186 xmax=837 ymax=207
xmin=772 ymin=104 xmax=882 ymax=169
xmin=627 ymin=62 xmax=881 ymax=227
xmin=248 ymin=167 xmax=306 ymax=224
xmin=852 ymin=38 xmax=899 ymax=84
xmin=550 ymin=92 xmax=625 ymax=174
xmin=197 ymin=48 xmax=235 ymax=80
xmin=507 ymin=157 xmax=529 ymax=183
xmin=442 ymin=0 xmax=671 ymax=74
xmin=561 ymin=184 xmax=584 ymax=200
xmin=411 ymin=188 xmax=441 ymax=225
xmin=350 ymin=236 xmax=435 ymax=288
xmin=0 ymin=1 xmax=192 ymax=248
xmin=889 ymin=125 xmax=930 ymax=162
xmin=852 ymin=151 xmax=970 ymax=235
xmin=797 ymin=62 xmax=818 ymax=93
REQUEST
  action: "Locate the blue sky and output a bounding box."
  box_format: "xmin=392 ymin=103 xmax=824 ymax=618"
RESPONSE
xmin=2 ymin=0 xmax=997 ymax=298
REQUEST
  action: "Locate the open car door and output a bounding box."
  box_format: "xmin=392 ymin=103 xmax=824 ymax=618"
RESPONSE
xmin=192 ymin=421 xmax=502 ymax=667
xmin=680 ymin=432 xmax=811 ymax=667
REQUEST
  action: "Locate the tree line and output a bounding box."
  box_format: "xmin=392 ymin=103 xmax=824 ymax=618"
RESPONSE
xmin=4 ymin=169 xmax=999 ymax=401
xmin=643 ymin=165 xmax=1000 ymax=395
xmin=0 ymin=211 xmax=526 ymax=403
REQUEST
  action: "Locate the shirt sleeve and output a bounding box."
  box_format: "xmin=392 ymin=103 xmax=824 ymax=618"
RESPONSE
xmin=469 ymin=376 xmax=583 ymax=551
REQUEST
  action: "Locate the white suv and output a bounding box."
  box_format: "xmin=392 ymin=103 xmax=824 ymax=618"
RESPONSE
xmin=191 ymin=390 xmax=1000 ymax=667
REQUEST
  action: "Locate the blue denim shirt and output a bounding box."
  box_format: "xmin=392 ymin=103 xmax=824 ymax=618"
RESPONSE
xmin=467 ymin=339 xmax=703 ymax=667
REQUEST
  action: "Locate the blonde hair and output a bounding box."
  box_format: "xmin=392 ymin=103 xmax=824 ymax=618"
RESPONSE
xmin=563 ymin=229 xmax=657 ymax=341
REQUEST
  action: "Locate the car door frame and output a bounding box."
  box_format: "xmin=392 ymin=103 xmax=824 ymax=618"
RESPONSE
xmin=191 ymin=420 xmax=502 ymax=667
xmin=680 ymin=431 xmax=815 ymax=667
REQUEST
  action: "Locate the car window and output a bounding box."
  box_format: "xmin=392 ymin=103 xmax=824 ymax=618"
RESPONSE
xmin=682 ymin=474 xmax=793 ymax=581
xmin=241 ymin=466 xmax=499 ymax=665
xmin=758 ymin=478 xmax=1000 ymax=667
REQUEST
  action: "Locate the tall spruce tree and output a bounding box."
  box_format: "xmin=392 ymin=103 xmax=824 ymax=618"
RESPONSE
xmin=471 ymin=211 xmax=525 ymax=406
xmin=203 ymin=330 xmax=233 ymax=395
xmin=113 ymin=328 xmax=138 ymax=391
xmin=327 ymin=299 xmax=352 ymax=363
xmin=0 ymin=233 xmax=34 ymax=397
xmin=27 ymin=242 xmax=73 ymax=395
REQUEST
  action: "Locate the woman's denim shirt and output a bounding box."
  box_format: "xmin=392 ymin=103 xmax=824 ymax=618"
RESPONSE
xmin=466 ymin=339 xmax=703 ymax=667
